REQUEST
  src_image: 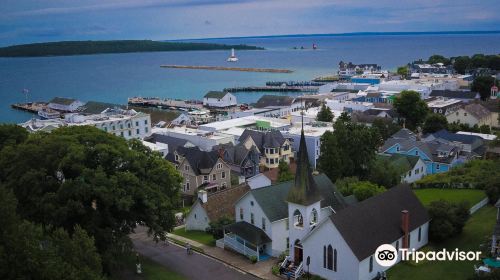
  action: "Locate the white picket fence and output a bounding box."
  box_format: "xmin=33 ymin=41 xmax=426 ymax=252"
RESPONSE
xmin=469 ymin=197 xmax=489 ymax=214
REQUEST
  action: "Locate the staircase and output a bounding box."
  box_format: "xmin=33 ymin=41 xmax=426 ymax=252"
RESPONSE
xmin=279 ymin=257 xmax=303 ymax=279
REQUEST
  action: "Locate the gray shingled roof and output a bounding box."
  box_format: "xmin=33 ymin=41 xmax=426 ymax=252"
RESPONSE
xmin=464 ymin=103 xmax=491 ymax=120
xmin=240 ymin=129 xmax=286 ymax=151
xmin=381 ymin=137 xmax=457 ymax=164
xmin=49 ymin=97 xmax=78 ymax=105
xmin=224 ymin=221 xmax=272 ymax=245
xmin=204 ymin=91 xmax=228 ymax=99
xmin=255 ymin=95 xmax=294 ymax=108
xmin=331 ymin=184 xmax=429 ymax=261
xmin=250 ymin=173 xmax=347 ymax=222
xmin=177 ymin=146 xmax=219 ymax=176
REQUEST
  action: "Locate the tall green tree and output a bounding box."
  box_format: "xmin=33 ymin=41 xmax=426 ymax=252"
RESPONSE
xmin=428 ymin=54 xmax=451 ymax=65
xmin=335 ymin=178 xmax=385 ymax=201
xmin=277 ymin=160 xmax=294 ymax=182
xmin=316 ymin=104 xmax=334 ymax=122
xmin=397 ymin=66 xmax=409 ymax=79
xmin=368 ymin=157 xmax=404 ymax=188
xmin=393 ymin=90 xmax=429 ymax=130
xmin=371 ymin=118 xmax=401 ymax=141
xmin=472 ymin=76 xmax=499 ymax=100
xmin=453 ymin=56 xmax=471 ymax=74
xmin=423 ymin=113 xmax=448 ymax=134
xmin=0 ymin=186 xmax=104 ymax=280
xmin=0 ymin=126 xmax=182 ymax=271
xmin=0 ymin=124 xmax=28 ymax=150
xmin=318 ymin=118 xmax=381 ymax=182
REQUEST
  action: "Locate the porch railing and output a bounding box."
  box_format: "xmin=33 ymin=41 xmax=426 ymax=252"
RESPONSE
xmin=224 ymin=234 xmax=258 ymax=259
xmin=294 ymin=262 xmax=303 ymax=279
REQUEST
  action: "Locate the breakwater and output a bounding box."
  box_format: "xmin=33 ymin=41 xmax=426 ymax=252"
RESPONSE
xmin=224 ymin=86 xmax=318 ymax=93
xmin=160 ymin=65 xmax=293 ymax=73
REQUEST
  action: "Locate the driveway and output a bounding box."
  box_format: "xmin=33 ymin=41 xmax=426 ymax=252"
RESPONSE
xmin=131 ymin=230 xmax=261 ymax=280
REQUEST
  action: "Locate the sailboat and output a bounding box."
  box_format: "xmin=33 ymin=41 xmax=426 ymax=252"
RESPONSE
xmin=227 ymin=48 xmax=238 ymax=62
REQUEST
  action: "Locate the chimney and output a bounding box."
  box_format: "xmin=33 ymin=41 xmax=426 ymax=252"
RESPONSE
xmin=198 ymin=190 xmax=208 ymax=204
xmin=401 ymin=210 xmax=410 ymax=249
xmin=218 ymin=147 xmax=225 ymax=159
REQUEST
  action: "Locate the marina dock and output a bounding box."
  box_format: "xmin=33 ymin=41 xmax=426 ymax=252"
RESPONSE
xmin=160 ymin=65 xmax=294 ymax=73
xmin=266 ymin=81 xmax=326 ymax=87
xmin=223 ymin=86 xmax=318 ymax=93
xmin=128 ymin=97 xmax=204 ymax=111
xmin=11 ymin=102 xmax=48 ymax=113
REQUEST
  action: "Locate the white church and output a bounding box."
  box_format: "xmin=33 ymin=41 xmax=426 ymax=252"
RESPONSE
xmin=223 ymin=123 xmax=430 ymax=280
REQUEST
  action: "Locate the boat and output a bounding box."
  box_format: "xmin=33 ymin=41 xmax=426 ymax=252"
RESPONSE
xmin=37 ymin=108 xmax=60 ymax=119
xmin=312 ymin=43 xmax=317 ymax=50
xmin=227 ymin=48 xmax=238 ymax=62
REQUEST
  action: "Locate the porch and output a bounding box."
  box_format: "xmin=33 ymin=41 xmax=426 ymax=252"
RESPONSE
xmin=223 ymin=221 xmax=272 ymax=261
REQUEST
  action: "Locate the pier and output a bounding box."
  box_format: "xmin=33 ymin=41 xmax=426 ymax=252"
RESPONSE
xmin=128 ymin=97 xmax=204 ymax=111
xmin=223 ymin=86 xmax=318 ymax=93
xmin=11 ymin=102 xmax=48 ymax=113
xmin=266 ymin=81 xmax=326 ymax=87
xmin=160 ymin=65 xmax=294 ymax=73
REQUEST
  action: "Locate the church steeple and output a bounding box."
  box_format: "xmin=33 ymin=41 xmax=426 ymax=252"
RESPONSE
xmin=287 ymin=112 xmax=322 ymax=205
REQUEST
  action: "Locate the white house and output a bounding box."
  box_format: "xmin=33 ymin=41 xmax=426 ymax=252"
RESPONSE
xmin=48 ymin=97 xmax=84 ymax=112
xmin=203 ymin=91 xmax=237 ymax=108
xmin=283 ymin=123 xmax=333 ymax=169
xmin=224 ymin=126 xmax=429 ymax=279
xmin=446 ymin=103 xmax=494 ymax=128
xmin=185 ymin=185 xmax=249 ymax=231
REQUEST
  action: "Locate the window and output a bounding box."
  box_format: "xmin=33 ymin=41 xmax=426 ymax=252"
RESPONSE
xmin=436 ymin=164 xmax=440 ymax=170
xmin=415 ymin=150 xmax=419 ymax=156
xmin=239 ymin=208 xmax=244 ymax=220
xmin=120 ymin=132 xmax=124 ymax=137
xmin=396 ymin=240 xmax=399 ymax=251
xmin=334 ymin=249 xmax=337 ymax=272
xmin=136 ymin=129 xmax=140 ymax=134
xmin=323 ymin=246 xmax=326 ymax=268
xmin=286 ymin=238 xmax=289 ymax=249
xmin=250 ymin=213 xmax=254 ymax=225
xmin=262 ymin=217 xmax=266 ymax=230
xmin=194 ymin=214 xmax=197 ymax=219
xmin=112 ymin=126 xmax=116 ymax=130
xmin=135 ymin=121 xmax=139 ymax=126
xmin=128 ymin=131 xmax=131 ymax=136
xmin=464 ymin=112 xmax=468 ymax=116
xmin=203 ymin=175 xmax=208 ymax=182
xmin=221 ymin=171 xmax=226 ymax=179
xmin=221 ymin=182 xmax=227 ymax=190
xmin=286 ymin=218 xmax=289 ymax=230
xmin=104 ymin=127 xmax=108 ymax=132
xmin=250 ymin=201 xmax=254 ymax=206
xmin=418 ymin=227 xmax=422 ymax=242
xmin=396 ymin=146 xmax=400 ymax=152
xmin=186 ymin=182 xmax=190 ymax=191
xmin=212 ymin=174 xmax=216 ymax=181
xmin=128 ymin=123 xmax=131 ymax=128
xmin=184 ymin=165 xmax=189 ymax=171
xmin=327 ymin=245 xmax=333 ymax=270
xmin=369 ymin=256 xmax=373 ymax=272
xmin=145 ymin=127 xmax=148 ymax=133
xmin=144 ymin=120 xmax=148 ymax=125
xmin=175 ymin=154 xmax=179 ymax=161
xmin=217 ymin=163 xmax=223 ymax=169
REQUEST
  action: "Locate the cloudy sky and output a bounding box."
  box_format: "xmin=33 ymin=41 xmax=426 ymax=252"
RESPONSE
xmin=1 ymin=0 xmax=499 ymax=46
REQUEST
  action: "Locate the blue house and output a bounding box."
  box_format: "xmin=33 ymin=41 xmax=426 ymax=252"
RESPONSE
xmin=380 ymin=129 xmax=461 ymax=174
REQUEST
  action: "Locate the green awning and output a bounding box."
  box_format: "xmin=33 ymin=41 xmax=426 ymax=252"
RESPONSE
xmin=224 ymin=221 xmax=271 ymax=246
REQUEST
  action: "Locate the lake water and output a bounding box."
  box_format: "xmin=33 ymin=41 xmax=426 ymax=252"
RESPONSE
xmin=1 ymin=33 xmax=500 ymax=123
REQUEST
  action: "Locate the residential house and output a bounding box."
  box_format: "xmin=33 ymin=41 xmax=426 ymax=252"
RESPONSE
xmin=423 ymin=129 xmax=485 ymax=157
xmin=214 ymin=142 xmax=260 ymax=178
xmin=381 ymin=129 xmax=461 ymax=174
xmin=203 ymin=91 xmax=237 ymax=108
xmin=145 ymin=133 xmax=195 ymax=161
xmin=173 ymin=146 xmax=231 ymax=200
xmin=476 ymin=100 xmax=500 ymax=128
xmin=429 ymin=90 xmax=480 ymax=103
xmin=283 ymin=123 xmax=333 ymax=169
xmin=185 ymin=185 xmax=249 ymax=231
xmin=446 ymin=103 xmax=495 ymax=128
xmin=376 ymin=153 xmax=427 ymax=183
xmin=239 ymin=129 xmax=293 ymax=169
xmin=152 ymin=126 xmax=234 ymax=151
xmin=224 ymin=125 xmax=429 ymax=280
xmin=48 ymin=97 xmax=84 ymax=112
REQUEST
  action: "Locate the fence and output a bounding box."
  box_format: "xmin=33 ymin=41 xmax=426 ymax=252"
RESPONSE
xmin=470 ymin=197 xmax=489 ymax=214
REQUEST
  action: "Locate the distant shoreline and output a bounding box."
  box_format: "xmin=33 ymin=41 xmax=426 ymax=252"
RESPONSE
xmin=171 ymin=30 xmax=500 ymax=42
xmin=0 ymin=40 xmax=264 ymax=58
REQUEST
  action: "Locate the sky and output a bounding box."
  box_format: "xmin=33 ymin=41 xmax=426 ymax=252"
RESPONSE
xmin=1 ymin=0 xmax=499 ymax=46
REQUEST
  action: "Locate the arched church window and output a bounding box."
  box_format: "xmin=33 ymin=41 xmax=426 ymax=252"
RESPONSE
xmin=310 ymin=208 xmax=318 ymax=226
xmin=293 ymin=209 xmax=303 ymax=228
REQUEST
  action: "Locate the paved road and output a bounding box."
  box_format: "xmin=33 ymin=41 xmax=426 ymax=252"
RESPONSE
xmin=132 ymin=234 xmax=260 ymax=280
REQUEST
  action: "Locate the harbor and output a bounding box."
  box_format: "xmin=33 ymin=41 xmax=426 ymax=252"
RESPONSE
xmin=128 ymin=97 xmax=204 ymax=111
xmin=11 ymin=102 xmax=49 ymax=114
xmin=160 ymin=65 xmax=294 ymax=73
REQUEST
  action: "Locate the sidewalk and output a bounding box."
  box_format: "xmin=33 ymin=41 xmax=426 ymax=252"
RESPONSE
xmin=166 ymin=231 xmax=281 ymax=280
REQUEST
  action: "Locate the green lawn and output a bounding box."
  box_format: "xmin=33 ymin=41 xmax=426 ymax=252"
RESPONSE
xmin=113 ymin=253 xmax=186 ymax=280
xmin=172 ymin=227 xmax=215 ymax=246
xmin=414 ymin=188 xmax=486 ymax=207
xmin=387 ymin=206 xmax=496 ymax=280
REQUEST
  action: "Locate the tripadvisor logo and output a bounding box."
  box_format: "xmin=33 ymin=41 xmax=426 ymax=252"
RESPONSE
xmin=375 ymin=244 xmax=482 ymax=267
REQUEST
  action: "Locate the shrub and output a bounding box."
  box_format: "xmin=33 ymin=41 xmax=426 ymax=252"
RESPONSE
xmin=428 ymin=200 xmax=470 ymax=242
xmin=249 ymin=255 xmax=258 ymax=263
xmin=271 ymin=265 xmax=280 ymax=275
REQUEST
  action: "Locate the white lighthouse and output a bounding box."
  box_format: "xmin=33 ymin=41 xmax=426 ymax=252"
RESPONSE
xmin=227 ymin=48 xmax=238 ymax=62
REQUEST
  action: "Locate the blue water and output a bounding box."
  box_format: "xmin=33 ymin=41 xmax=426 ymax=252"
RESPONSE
xmin=1 ymin=34 xmax=500 ymax=123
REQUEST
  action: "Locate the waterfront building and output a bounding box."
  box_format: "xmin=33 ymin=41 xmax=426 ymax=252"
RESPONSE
xmin=47 ymin=97 xmax=85 ymax=112
xmin=199 ymin=115 xmax=291 ymax=133
xmin=429 ymin=90 xmax=480 ymax=103
xmin=203 ymin=91 xmax=237 ymax=108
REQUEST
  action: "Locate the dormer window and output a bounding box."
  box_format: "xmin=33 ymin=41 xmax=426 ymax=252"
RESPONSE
xmin=310 ymin=208 xmax=318 ymax=226
xmin=217 ymin=163 xmax=223 ymax=169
